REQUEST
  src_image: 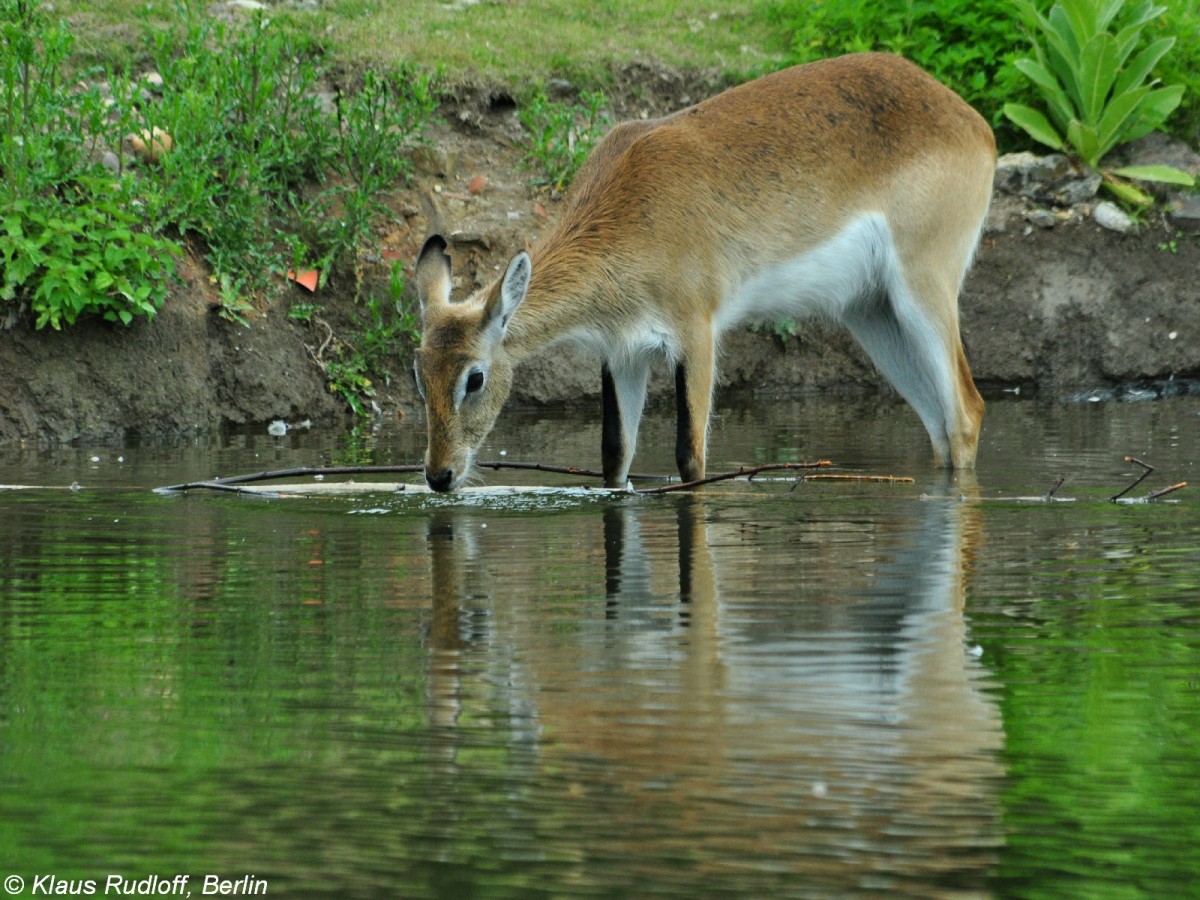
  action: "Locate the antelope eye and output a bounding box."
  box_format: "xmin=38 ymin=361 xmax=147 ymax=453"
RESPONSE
xmin=465 ymin=370 xmax=485 ymax=394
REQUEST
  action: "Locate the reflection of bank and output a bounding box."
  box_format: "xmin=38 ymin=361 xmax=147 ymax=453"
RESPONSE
xmin=422 ymin=484 xmax=1003 ymax=892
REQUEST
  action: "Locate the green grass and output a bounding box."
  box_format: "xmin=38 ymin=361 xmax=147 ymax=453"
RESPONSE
xmin=333 ymin=0 xmax=783 ymax=83
xmin=54 ymin=0 xmax=1199 ymax=148
xmin=2 ymin=0 xmax=432 ymax=341
xmin=54 ymin=0 xmax=786 ymax=88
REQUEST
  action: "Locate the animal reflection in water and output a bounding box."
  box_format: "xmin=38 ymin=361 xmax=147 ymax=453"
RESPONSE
xmin=421 ymin=485 xmax=1002 ymax=889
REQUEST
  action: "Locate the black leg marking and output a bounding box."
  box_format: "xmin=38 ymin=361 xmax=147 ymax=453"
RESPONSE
xmin=675 ymin=363 xmax=694 ymax=479
xmin=601 ymin=364 xmax=623 ymax=484
xmin=603 ymin=506 xmax=623 ymax=617
xmin=676 ymin=498 xmax=699 ymax=620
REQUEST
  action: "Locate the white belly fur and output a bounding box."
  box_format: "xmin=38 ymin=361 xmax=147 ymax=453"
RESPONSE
xmin=715 ymin=211 xmax=959 ymax=459
xmin=716 ymin=213 xmax=896 ymax=334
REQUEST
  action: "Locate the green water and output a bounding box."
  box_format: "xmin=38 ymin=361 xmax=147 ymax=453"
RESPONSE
xmin=1 ymin=395 xmax=1197 ymax=898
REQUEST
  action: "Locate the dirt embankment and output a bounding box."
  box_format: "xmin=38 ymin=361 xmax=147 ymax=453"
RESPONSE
xmin=2 ymin=71 xmax=1198 ymax=446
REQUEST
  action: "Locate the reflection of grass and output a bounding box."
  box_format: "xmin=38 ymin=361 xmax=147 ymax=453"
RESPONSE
xmin=969 ymin=503 xmax=1200 ymax=897
xmin=0 ymin=492 xmax=432 ymax=876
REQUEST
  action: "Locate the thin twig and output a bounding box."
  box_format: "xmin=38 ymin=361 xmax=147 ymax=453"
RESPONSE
xmin=157 ymin=458 xmax=890 ymax=497
xmin=312 ymin=316 xmax=335 ymax=360
xmin=1145 ymin=481 xmax=1187 ymax=501
xmin=636 ymin=461 xmax=832 ymax=495
xmin=199 ymin=482 xmax=285 ymax=497
xmin=802 ymin=473 xmax=915 ymax=484
xmin=1111 ymin=455 xmax=1154 ymax=502
xmin=156 ymin=464 xmax=424 ymax=493
xmin=790 ymin=470 xmax=912 ymax=493
xmin=473 ymin=459 xmax=673 ymax=482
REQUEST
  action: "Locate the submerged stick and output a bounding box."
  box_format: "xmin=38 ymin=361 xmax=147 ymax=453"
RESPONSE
xmin=1103 ymin=456 xmax=1187 ymax=503
xmin=1046 ymin=476 xmax=1066 ymax=500
xmin=636 ymin=460 xmax=832 ymax=495
xmin=156 ymin=464 xmax=424 ymax=493
xmin=790 ymin=471 xmax=913 ymax=493
xmin=1111 ymin=456 xmax=1154 ymax=502
xmin=158 ymin=460 xmax=832 ymax=494
xmin=473 ymin=459 xmax=673 ymax=482
xmin=802 ymin=473 xmax=915 ymax=484
xmin=157 ymin=460 xmax=676 ymax=494
xmin=1144 ymin=481 xmax=1187 ymax=501
xmin=152 ymin=458 xmax=934 ymax=498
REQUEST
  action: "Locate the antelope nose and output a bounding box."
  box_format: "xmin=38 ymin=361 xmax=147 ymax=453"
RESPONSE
xmin=426 ymin=468 xmax=455 ymax=492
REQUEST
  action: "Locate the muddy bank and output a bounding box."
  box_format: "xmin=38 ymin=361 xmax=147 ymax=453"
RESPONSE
xmin=1 ymin=256 xmax=346 ymax=445
xmin=2 ymin=93 xmax=1199 ymax=446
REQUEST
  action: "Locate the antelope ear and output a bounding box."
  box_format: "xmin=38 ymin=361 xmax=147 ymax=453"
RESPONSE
xmin=484 ymin=250 xmax=530 ymax=333
xmin=415 ymin=235 xmax=452 ymax=317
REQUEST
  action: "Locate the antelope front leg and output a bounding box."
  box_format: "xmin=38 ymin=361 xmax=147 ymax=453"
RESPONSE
xmin=674 ymin=331 xmax=715 ymax=484
xmin=601 ymin=360 xmax=651 ymax=488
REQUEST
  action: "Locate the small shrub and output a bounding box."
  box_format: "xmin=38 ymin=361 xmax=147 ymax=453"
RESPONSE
xmin=306 ymin=66 xmax=436 ymax=297
xmin=765 ymin=0 xmax=1034 ymax=146
xmin=322 ymin=261 xmax=420 ymax=414
xmin=140 ymin=9 xmax=334 ymax=296
xmin=144 ymin=10 xmax=434 ymax=301
xmin=1 ymin=184 xmax=178 ymax=330
xmin=1151 ymin=6 xmax=1200 ymax=147
xmin=1 ymin=1 xmax=179 ymax=329
xmin=1 ymin=0 xmax=84 ymax=194
xmin=519 ymin=90 xmax=609 ymax=191
xmin=3 ymin=0 xmax=437 ymax=340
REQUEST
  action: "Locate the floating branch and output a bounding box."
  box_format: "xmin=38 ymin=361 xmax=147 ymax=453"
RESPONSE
xmin=156 ymin=459 xmax=845 ymax=495
xmin=156 ymin=464 xmax=424 ymax=494
xmin=995 ymin=486 xmax=1076 ymax=503
xmin=791 ymin=471 xmax=914 ymax=493
xmin=157 ymin=460 xmax=677 ymax=494
xmin=973 ymin=474 xmax=1075 ymax=503
xmin=973 ymin=457 xmax=1186 ymax=505
xmin=636 ymin=460 xmax=833 ymax=495
xmin=801 ymin=473 xmax=915 ymax=484
xmin=153 ymin=455 xmax=1186 ymax=502
xmin=1110 ymin=456 xmax=1154 ymax=502
xmin=1110 ymin=456 xmax=1187 ymax=503
xmin=474 ymin=459 xmax=673 ymax=482
xmin=1145 ymin=481 xmax=1188 ymax=501
xmin=1046 ymin=476 xmax=1066 ymax=500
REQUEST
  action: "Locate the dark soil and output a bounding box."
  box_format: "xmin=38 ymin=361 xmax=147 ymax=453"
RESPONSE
xmin=3 ymin=68 xmax=1199 ymax=446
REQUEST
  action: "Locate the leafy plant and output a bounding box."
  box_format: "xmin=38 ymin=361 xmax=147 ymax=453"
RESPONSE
xmin=767 ymin=0 xmax=1035 ymax=145
xmin=1 ymin=185 xmax=178 ymax=330
xmin=321 ymin=260 xmax=420 ymax=415
xmin=1 ymin=0 xmax=83 ymax=195
xmin=306 ymin=66 xmax=436 ymax=297
xmin=213 ymin=272 xmax=253 ymax=327
xmin=1151 ymin=3 xmax=1200 ymax=148
xmin=519 ymin=90 xmax=609 ymax=191
xmin=287 ymin=301 xmax=320 ymax=324
xmin=140 ymin=8 xmax=333 ymax=297
xmin=1003 ymin=0 xmax=1195 ymax=205
xmin=1 ymin=1 xmax=179 ymax=329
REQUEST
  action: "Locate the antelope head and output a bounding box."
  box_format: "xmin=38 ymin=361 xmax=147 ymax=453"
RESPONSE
xmin=413 ymin=235 xmax=530 ymax=492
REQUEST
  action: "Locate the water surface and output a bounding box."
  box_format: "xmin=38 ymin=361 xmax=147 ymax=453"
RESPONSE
xmin=2 ymin=395 xmax=1197 ymax=897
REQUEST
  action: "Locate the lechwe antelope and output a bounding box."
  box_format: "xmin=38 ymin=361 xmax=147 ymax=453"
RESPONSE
xmin=414 ymin=53 xmax=994 ymax=492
